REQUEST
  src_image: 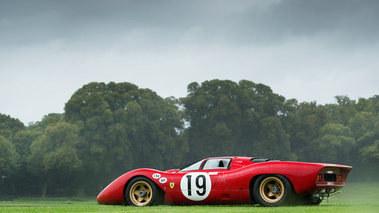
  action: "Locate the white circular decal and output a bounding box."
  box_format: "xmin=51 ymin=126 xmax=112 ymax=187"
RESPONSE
xmin=180 ymin=172 xmax=211 ymax=201
xmin=159 ymin=177 xmax=167 ymax=184
xmin=152 ymin=173 xmax=161 ymax=179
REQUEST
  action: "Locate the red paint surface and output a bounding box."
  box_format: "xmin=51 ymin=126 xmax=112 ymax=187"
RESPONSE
xmin=97 ymin=156 xmax=352 ymax=205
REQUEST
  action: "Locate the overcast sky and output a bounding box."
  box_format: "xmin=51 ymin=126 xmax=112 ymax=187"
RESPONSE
xmin=1 ymin=0 xmax=378 ymax=125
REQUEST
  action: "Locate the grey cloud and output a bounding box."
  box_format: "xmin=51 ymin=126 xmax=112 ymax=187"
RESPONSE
xmin=2 ymin=0 xmax=378 ymax=48
xmin=224 ymin=0 xmax=379 ymax=46
xmin=1 ymin=0 xmax=378 ymax=124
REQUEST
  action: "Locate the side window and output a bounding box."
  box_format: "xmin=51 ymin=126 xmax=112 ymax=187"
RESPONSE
xmin=202 ymin=159 xmax=230 ymax=170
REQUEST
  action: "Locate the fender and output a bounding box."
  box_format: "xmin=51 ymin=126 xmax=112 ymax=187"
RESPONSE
xmin=97 ymin=169 xmax=167 ymax=204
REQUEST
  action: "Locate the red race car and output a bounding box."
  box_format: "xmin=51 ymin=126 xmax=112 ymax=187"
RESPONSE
xmin=97 ymin=156 xmax=352 ymax=207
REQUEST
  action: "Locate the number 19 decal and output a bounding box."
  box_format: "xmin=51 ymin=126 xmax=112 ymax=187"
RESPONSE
xmin=180 ymin=172 xmax=211 ymax=201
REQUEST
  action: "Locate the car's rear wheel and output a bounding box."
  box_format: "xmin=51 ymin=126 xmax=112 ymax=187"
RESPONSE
xmin=125 ymin=177 xmax=163 ymax=206
xmin=253 ymin=175 xmax=292 ymax=207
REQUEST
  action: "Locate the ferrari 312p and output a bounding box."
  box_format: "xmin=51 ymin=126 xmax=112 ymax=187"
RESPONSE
xmin=97 ymin=156 xmax=352 ymax=207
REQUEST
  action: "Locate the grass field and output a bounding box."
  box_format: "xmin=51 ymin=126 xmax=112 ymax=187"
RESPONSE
xmin=1 ymin=182 xmax=378 ymax=213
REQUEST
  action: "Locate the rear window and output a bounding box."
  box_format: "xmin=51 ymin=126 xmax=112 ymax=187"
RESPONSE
xmin=202 ymin=159 xmax=231 ymax=170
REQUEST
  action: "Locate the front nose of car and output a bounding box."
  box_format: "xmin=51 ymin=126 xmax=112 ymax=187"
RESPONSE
xmin=97 ymin=190 xmax=107 ymax=204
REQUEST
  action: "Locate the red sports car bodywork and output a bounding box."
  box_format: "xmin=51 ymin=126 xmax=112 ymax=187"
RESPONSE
xmin=97 ymin=157 xmax=352 ymax=207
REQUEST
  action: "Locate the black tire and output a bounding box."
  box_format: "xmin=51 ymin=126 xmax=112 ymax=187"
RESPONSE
xmin=125 ymin=177 xmax=164 ymax=206
xmin=253 ymin=175 xmax=293 ymax=207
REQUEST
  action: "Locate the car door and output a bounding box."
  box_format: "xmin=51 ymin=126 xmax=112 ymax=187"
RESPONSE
xmin=177 ymin=158 xmax=231 ymax=203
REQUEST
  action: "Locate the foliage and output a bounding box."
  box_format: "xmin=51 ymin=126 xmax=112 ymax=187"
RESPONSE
xmin=1 ymin=80 xmax=379 ymax=197
xmin=0 ymin=135 xmax=18 ymax=179
xmin=64 ymin=82 xmax=188 ymax=190
xmin=181 ymin=80 xmax=291 ymax=160
xmin=27 ymin=121 xmax=83 ymax=196
xmin=0 ymin=114 xmax=24 ymax=196
xmin=317 ymin=123 xmax=355 ymax=164
xmin=0 ymin=114 xmax=24 ymax=139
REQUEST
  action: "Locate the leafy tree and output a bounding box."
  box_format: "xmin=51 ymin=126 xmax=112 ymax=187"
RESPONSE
xmin=65 ymin=82 xmax=127 ymax=188
xmin=27 ymin=122 xmax=82 ymax=197
xmin=0 ymin=135 xmax=18 ymax=195
xmin=0 ymin=114 xmax=25 ymax=176
xmin=358 ymin=133 xmax=379 ymax=162
xmin=0 ymin=135 xmax=18 ymax=172
xmin=64 ymin=82 xmax=188 ymax=190
xmin=181 ymin=80 xmax=292 ymax=160
xmin=349 ymin=96 xmax=379 ymax=180
xmin=326 ymin=96 xmax=357 ymax=125
xmin=0 ymin=113 xmax=24 ymax=139
xmin=9 ymin=128 xmax=43 ymax=196
xmin=351 ymin=130 xmax=379 ymax=181
xmin=181 ymin=80 xmax=243 ymax=160
xmin=3 ymin=80 xmax=379 ymax=196
xmin=0 ymin=114 xmax=25 ymax=195
xmin=284 ymin=102 xmax=328 ymax=161
xmin=238 ymin=80 xmax=288 ymax=157
xmin=254 ymin=116 xmax=291 ymax=159
xmin=317 ymin=123 xmax=355 ymax=164
xmin=348 ymin=112 xmax=375 ymax=140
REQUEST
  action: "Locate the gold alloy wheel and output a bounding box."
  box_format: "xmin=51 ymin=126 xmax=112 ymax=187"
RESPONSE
xmin=259 ymin=176 xmax=285 ymax=204
xmin=129 ymin=180 xmax=153 ymax=206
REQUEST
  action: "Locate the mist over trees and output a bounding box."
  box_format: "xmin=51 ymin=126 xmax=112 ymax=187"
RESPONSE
xmin=1 ymin=80 xmax=378 ymax=197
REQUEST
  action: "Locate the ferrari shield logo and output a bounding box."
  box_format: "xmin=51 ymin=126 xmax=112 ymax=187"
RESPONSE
xmin=170 ymin=182 xmax=175 ymax=189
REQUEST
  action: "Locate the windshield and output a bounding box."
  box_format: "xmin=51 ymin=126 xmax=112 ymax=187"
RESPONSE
xmin=180 ymin=160 xmax=205 ymax=172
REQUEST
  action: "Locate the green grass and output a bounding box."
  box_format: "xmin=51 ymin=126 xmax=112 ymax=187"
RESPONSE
xmin=1 ymin=182 xmax=378 ymax=213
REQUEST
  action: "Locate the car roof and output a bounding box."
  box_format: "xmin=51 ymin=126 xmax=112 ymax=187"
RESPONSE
xmin=206 ymin=156 xmax=254 ymax=160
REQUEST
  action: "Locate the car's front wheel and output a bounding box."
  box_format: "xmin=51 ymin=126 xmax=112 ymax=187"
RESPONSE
xmin=125 ymin=177 xmax=163 ymax=206
xmin=253 ymin=175 xmax=292 ymax=207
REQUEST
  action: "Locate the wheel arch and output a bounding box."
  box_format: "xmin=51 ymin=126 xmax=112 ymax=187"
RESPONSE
xmin=123 ymin=175 xmax=165 ymax=205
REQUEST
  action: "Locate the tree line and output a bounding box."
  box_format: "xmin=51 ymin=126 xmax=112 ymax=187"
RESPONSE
xmin=1 ymin=80 xmax=378 ymax=197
